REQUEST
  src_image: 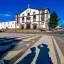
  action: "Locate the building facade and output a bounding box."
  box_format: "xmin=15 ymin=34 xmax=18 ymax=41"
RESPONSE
xmin=0 ymin=6 xmax=50 ymax=31
xmin=15 ymin=7 xmax=50 ymax=30
xmin=0 ymin=21 xmax=15 ymax=29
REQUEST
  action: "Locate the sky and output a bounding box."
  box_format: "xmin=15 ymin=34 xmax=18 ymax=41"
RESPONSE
xmin=0 ymin=0 xmax=64 ymax=25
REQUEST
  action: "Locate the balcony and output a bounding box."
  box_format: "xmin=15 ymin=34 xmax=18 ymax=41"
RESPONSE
xmin=26 ymin=16 xmax=31 ymax=23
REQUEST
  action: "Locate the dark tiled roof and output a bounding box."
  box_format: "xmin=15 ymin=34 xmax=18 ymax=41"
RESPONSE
xmin=15 ymin=7 xmax=50 ymax=15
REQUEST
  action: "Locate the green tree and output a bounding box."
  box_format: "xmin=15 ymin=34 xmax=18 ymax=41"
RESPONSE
xmin=49 ymin=12 xmax=60 ymax=30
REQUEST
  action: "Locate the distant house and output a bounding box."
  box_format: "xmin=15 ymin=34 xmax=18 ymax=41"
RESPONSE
xmin=60 ymin=24 xmax=64 ymax=29
xmin=55 ymin=26 xmax=61 ymax=29
xmin=0 ymin=21 xmax=15 ymax=29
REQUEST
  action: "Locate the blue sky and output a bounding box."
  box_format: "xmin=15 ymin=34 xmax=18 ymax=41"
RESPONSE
xmin=0 ymin=0 xmax=64 ymax=25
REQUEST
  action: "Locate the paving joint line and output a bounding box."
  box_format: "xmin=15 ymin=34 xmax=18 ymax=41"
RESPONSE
xmin=51 ymin=36 xmax=61 ymax=64
xmin=52 ymin=36 xmax=64 ymax=64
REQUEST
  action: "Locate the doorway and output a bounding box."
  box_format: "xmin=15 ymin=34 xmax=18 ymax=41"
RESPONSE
xmin=26 ymin=24 xmax=30 ymax=29
xmin=20 ymin=25 xmax=24 ymax=29
xmin=33 ymin=25 xmax=37 ymax=29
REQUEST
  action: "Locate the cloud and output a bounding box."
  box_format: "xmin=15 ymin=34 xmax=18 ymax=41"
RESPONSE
xmin=0 ymin=13 xmax=11 ymax=17
xmin=4 ymin=14 xmax=11 ymax=16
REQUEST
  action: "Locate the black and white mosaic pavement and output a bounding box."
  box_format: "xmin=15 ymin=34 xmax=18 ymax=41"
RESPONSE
xmin=0 ymin=33 xmax=42 ymax=64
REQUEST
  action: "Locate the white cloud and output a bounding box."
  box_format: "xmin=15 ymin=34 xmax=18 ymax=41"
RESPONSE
xmin=0 ymin=13 xmax=11 ymax=17
xmin=4 ymin=14 xmax=11 ymax=16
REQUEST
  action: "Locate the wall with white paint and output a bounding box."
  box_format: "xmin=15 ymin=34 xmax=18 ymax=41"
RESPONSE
xmin=0 ymin=21 xmax=15 ymax=29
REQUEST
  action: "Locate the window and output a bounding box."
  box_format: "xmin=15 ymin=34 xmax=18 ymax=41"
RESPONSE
xmin=41 ymin=16 xmax=44 ymax=21
xmin=12 ymin=22 xmax=14 ymax=24
xmin=22 ymin=17 xmax=24 ymax=23
xmin=33 ymin=12 xmax=36 ymax=21
xmin=33 ymin=12 xmax=35 ymax=14
xmin=22 ymin=17 xmax=24 ymax=20
xmin=26 ymin=17 xmax=30 ymax=20
xmin=17 ymin=15 xmax=19 ymax=23
xmin=33 ymin=15 xmax=36 ymax=22
xmin=33 ymin=15 xmax=36 ymax=19
xmin=27 ymin=13 xmax=30 ymax=16
xmin=22 ymin=14 xmax=24 ymax=16
xmin=41 ymin=15 xmax=44 ymax=21
xmin=41 ymin=10 xmax=45 ymax=14
xmin=41 ymin=10 xmax=45 ymax=21
xmin=41 ymin=22 xmax=44 ymax=25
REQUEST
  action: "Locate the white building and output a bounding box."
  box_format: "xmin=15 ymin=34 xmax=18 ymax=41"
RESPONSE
xmin=15 ymin=6 xmax=50 ymax=30
xmin=0 ymin=21 xmax=15 ymax=29
xmin=0 ymin=5 xmax=50 ymax=31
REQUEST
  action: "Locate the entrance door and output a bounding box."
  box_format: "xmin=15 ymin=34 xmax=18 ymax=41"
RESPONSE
xmin=26 ymin=24 xmax=30 ymax=29
xmin=33 ymin=25 xmax=37 ymax=29
xmin=21 ymin=25 xmax=24 ymax=29
xmin=20 ymin=25 xmax=24 ymax=29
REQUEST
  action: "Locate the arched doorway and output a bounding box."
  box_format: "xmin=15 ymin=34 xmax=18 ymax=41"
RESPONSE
xmin=21 ymin=25 xmax=24 ymax=29
xmin=20 ymin=25 xmax=24 ymax=29
xmin=33 ymin=24 xmax=37 ymax=29
xmin=26 ymin=24 xmax=30 ymax=29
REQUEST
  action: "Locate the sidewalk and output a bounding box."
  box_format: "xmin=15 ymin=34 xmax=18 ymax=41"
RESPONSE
xmin=14 ymin=35 xmax=58 ymax=64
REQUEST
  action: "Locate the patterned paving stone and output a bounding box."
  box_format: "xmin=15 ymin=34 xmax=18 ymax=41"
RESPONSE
xmin=0 ymin=34 xmax=42 ymax=64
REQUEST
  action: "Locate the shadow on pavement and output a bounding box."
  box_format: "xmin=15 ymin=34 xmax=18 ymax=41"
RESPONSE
xmin=36 ymin=44 xmax=53 ymax=64
xmin=18 ymin=47 xmax=36 ymax=64
xmin=18 ymin=44 xmax=53 ymax=64
xmin=0 ymin=37 xmax=21 ymax=59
